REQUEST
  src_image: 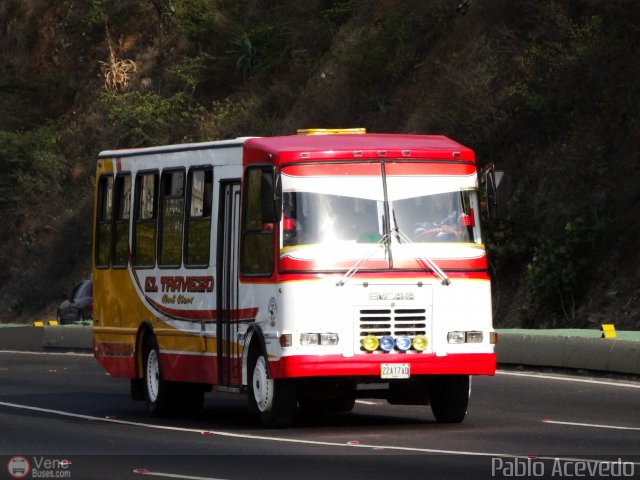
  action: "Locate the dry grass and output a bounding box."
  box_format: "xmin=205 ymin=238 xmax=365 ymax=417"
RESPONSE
xmin=99 ymin=19 xmax=137 ymax=92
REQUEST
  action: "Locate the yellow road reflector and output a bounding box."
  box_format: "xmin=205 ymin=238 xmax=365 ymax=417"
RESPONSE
xmin=297 ymin=128 xmax=366 ymax=135
xmin=33 ymin=321 xmax=44 ymax=327
xmin=48 ymin=320 xmax=59 ymax=326
xmin=601 ymin=324 xmax=616 ymax=339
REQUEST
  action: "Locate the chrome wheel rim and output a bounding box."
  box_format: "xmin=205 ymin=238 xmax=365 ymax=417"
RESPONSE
xmin=252 ymin=356 xmax=272 ymax=412
xmin=146 ymin=349 xmax=160 ymax=402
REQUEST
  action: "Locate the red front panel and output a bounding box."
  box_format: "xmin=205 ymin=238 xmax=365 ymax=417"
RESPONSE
xmin=268 ymin=353 xmax=496 ymax=379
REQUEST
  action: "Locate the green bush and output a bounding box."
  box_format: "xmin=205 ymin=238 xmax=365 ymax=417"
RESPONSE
xmin=0 ymin=125 xmax=66 ymax=215
xmin=101 ymin=90 xmax=205 ymax=146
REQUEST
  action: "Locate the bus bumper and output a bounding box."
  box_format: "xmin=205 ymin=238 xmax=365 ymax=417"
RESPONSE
xmin=269 ymin=352 xmax=496 ymax=379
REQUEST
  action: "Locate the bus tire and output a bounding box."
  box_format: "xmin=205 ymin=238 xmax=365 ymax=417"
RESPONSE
xmin=429 ymin=374 xmax=470 ymax=423
xmin=143 ymin=335 xmax=176 ymax=417
xmin=248 ymin=353 xmax=296 ymax=427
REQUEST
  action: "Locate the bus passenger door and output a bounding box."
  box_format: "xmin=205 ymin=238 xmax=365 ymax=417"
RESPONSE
xmin=217 ymin=181 xmax=242 ymax=387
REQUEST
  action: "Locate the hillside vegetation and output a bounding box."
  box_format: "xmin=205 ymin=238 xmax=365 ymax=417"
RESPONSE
xmin=1 ymin=0 xmax=639 ymax=329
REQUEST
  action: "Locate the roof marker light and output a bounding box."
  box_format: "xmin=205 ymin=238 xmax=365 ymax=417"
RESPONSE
xmin=353 ymin=151 xmax=362 ymax=158
xmin=297 ymin=128 xmax=366 ymax=135
xmin=402 ymin=150 xmax=410 ymax=157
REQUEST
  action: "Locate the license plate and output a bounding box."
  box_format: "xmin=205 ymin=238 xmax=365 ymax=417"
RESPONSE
xmin=381 ymin=363 xmax=410 ymax=379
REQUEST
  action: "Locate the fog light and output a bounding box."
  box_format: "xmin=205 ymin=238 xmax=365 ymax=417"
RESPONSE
xmin=448 ymin=331 xmax=466 ymax=344
xmin=361 ymin=335 xmax=379 ymax=352
xmin=320 ymin=333 xmax=339 ymax=346
xmin=300 ymin=333 xmax=319 ymax=346
xmin=466 ymin=331 xmax=483 ymax=343
xmin=412 ymin=335 xmax=428 ymax=351
xmin=395 ymin=335 xmax=412 ymax=352
xmin=379 ymin=335 xmax=395 ymax=352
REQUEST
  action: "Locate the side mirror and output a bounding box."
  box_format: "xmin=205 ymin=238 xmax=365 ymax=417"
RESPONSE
xmin=481 ymin=164 xmax=508 ymax=220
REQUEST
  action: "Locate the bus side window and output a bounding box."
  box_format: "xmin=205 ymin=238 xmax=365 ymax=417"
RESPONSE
xmin=241 ymin=166 xmax=275 ymax=275
xmin=159 ymin=169 xmax=185 ymax=267
xmin=133 ymin=172 xmax=158 ymax=268
xmin=95 ymin=175 xmax=113 ymax=268
xmin=185 ymin=167 xmax=213 ymax=267
xmin=113 ymin=173 xmax=131 ymax=268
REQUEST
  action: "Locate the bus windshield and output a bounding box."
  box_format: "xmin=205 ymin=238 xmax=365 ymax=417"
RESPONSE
xmin=279 ymin=162 xmax=481 ymax=272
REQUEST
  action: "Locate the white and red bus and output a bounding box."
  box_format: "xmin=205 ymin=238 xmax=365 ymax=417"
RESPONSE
xmin=92 ymin=129 xmax=496 ymax=426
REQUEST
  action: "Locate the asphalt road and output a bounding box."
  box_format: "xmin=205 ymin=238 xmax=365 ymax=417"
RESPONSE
xmin=0 ymin=351 xmax=638 ymax=480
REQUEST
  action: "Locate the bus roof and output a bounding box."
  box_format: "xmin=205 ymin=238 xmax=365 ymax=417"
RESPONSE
xmin=97 ymin=137 xmax=252 ymax=159
xmin=243 ymin=133 xmax=475 ymax=164
xmin=96 ymin=133 xmax=475 ymax=164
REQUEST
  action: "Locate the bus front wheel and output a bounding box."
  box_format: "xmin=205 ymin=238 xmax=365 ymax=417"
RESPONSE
xmin=143 ymin=335 xmax=175 ymax=417
xmin=429 ymin=374 xmax=470 ymax=423
xmin=248 ymin=354 xmax=296 ymax=427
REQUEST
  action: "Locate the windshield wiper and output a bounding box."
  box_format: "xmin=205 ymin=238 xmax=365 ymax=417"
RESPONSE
xmin=336 ymin=222 xmax=451 ymax=287
xmin=393 ymin=224 xmax=451 ymax=286
xmin=336 ymin=233 xmax=390 ymax=286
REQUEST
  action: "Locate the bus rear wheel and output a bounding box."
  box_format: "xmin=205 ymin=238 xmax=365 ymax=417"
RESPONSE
xmin=143 ymin=335 xmax=176 ymax=417
xmin=248 ymin=354 xmax=296 ymax=427
xmin=429 ymin=374 xmax=470 ymax=423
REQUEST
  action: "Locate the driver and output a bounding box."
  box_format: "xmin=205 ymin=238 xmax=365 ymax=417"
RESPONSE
xmin=414 ymin=196 xmax=462 ymax=241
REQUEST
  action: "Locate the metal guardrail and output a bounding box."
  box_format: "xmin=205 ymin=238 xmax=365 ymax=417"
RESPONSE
xmin=495 ymin=329 xmax=640 ymax=375
xmin=0 ymin=326 xmax=638 ymax=375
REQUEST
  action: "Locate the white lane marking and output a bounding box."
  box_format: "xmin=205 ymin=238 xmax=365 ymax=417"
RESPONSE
xmin=134 ymin=470 xmax=227 ymax=480
xmin=0 ymin=400 xmax=534 ymax=457
xmin=0 ymin=350 xmax=92 ymax=356
xmin=543 ymin=419 xmax=640 ymax=431
xmin=1 ymin=400 xmax=638 ymax=465
xmin=355 ymin=400 xmax=378 ymax=405
xmin=496 ymin=370 xmax=640 ymax=389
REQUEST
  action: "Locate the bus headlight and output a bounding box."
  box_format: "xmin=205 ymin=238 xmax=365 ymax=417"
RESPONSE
xmin=395 ymin=335 xmax=412 ymax=352
xmin=300 ymin=333 xmax=319 ymax=346
xmin=301 ymin=333 xmax=339 ymax=346
xmin=447 ymin=331 xmax=466 ymax=344
xmin=320 ymin=333 xmax=339 ymax=346
xmin=447 ymin=331 xmax=485 ymax=344
xmin=379 ymin=335 xmax=395 ymax=352
xmin=466 ymin=331 xmax=483 ymax=343
xmin=412 ymin=335 xmax=428 ymax=351
xmin=361 ymin=335 xmax=379 ymax=352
